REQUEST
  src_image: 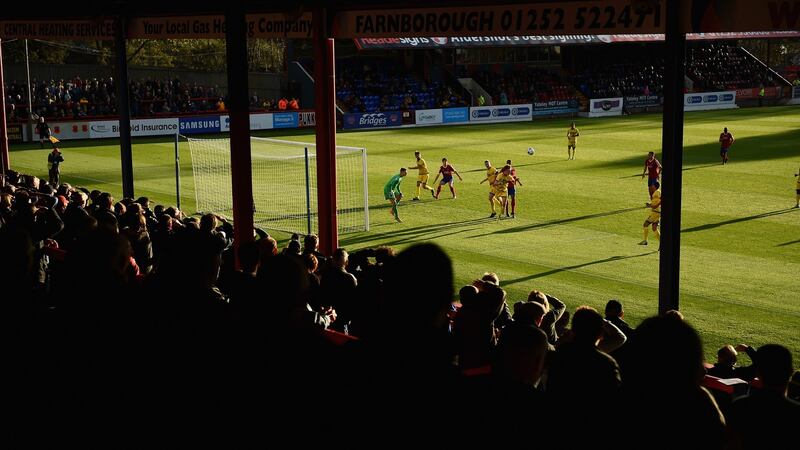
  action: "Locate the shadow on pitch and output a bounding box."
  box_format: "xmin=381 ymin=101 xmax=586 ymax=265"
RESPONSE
xmin=339 ymin=217 xmax=491 ymax=247
xmin=468 ymin=206 xmax=641 ymax=239
xmin=776 ymin=238 xmax=800 ymax=247
xmin=682 ymin=208 xmax=798 ymax=233
xmin=503 ymin=251 xmax=657 ymax=287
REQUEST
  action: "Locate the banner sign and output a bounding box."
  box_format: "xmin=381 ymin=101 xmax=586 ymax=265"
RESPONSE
xmin=343 ymin=112 xmax=403 ymax=129
xmin=7 ymin=124 xmax=23 ymax=143
xmin=335 ymin=1 xmax=666 ymax=38
xmin=127 ymin=13 xmax=314 ymax=39
xmin=0 ymin=20 xmax=115 ymax=40
xmin=442 ymin=107 xmax=470 ymax=123
xmin=354 ymin=30 xmax=800 ymax=49
xmin=298 ymin=111 xmax=316 ymax=127
xmin=3 ymin=2 xmax=797 ymax=41
xmin=179 ymin=116 xmax=221 ymax=134
xmin=684 ymin=91 xmax=737 ymax=111
xmin=220 ymin=113 xmax=273 ymax=132
xmin=470 ymin=104 xmax=533 ymax=122
xmin=415 ymin=109 xmax=444 ymax=125
xmin=625 ymin=95 xmax=662 ymax=107
xmin=532 ymin=99 xmax=579 ymax=116
xmin=0 ymin=13 xmax=313 ymax=40
xmin=589 ymin=97 xmax=624 ymax=117
xmin=51 ymin=121 xmax=91 ymax=140
xmin=89 ymin=118 xmax=178 ymax=138
xmin=356 ymin=35 xmax=606 ymax=49
xmin=734 ymin=87 xmax=780 ymax=99
xmin=272 ymin=112 xmax=299 ymax=129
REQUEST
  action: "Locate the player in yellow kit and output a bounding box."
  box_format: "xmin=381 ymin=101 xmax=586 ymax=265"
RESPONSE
xmin=567 ymin=122 xmax=580 ymax=160
xmin=479 ymin=160 xmax=500 ymax=217
xmin=492 ymin=165 xmax=518 ymax=220
xmin=639 ymin=181 xmax=661 ymax=246
xmin=409 ymin=151 xmax=436 ymax=200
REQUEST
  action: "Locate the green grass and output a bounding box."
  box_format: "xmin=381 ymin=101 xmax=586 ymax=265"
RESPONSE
xmin=10 ymin=106 xmax=800 ymax=362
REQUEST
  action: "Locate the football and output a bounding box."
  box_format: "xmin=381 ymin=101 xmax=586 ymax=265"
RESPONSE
xmin=527 ymin=147 xmax=535 ymax=155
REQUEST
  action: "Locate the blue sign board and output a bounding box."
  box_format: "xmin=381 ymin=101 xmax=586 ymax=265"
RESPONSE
xmin=343 ymin=112 xmax=403 ymax=129
xmin=273 ymin=112 xmax=299 ymax=129
xmin=179 ymin=116 xmax=222 ymax=134
xmin=442 ymin=107 xmax=469 ymax=123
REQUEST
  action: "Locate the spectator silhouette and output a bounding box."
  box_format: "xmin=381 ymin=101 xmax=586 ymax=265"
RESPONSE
xmin=727 ymin=344 xmax=799 ymax=449
xmin=619 ymin=315 xmax=725 ymax=449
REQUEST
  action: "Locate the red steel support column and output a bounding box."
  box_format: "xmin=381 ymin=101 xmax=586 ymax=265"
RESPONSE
xmin=225 ymin=4 xmax=255 ymax=262
xmin=658 ymin=0 xmax=685 ymax=314
xmin=0 ymin=39 xmax=10 ymax=174
xmin=313 ymin=8 xmax=338 ymax=255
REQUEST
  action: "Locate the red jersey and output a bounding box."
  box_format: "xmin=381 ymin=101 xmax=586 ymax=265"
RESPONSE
xmin=645 ymin=158 xmax=661 ymax=179
xmin=439 ymin=164 xmax=455 ymax=178
xmin=507 ymin=168 xmax=517 ymax=188
xmin=720 ymin=132 xmax=734 ymax=149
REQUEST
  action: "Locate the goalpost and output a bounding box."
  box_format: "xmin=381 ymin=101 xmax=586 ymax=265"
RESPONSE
xmin=185 ymin=135 xmax=369 ymax=235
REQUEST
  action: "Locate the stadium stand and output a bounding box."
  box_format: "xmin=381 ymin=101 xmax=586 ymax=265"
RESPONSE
xmin=335 ymin=58 xmax=468 ymax=112
xmin=471 ymin=66 xmax=579 ymax=104
xmin=687 ymin=43 xmax=781 ymax=91
xmin=4 ymin=77 xmax=298 ymax=121
xmin=2 ymin=164 xmax=796 ymax=444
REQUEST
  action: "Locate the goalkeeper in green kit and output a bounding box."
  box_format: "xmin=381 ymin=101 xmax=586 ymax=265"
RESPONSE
xmin=384 ymin=168 xmax=408 ymax=223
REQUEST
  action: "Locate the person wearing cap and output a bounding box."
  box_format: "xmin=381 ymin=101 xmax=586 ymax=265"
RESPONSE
xmin=47 ymin=147 xmax=64 ymax=186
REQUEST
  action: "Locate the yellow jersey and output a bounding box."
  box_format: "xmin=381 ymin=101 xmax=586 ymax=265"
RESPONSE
xmin=416 ymin=158 xmax=429 ymax=175
xmin=494 ymin=173 xmax=514 ymax=192
xmin=567 ymin=127 xmax=580 ymax=141
xmin=650 ymin=190 xmax=662 ymax=213
xmin=486 ymin=166 xmax=498 ymax=184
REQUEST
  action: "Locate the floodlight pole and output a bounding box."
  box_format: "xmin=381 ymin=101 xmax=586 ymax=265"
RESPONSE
xmin=312 ymin=8 xmax=339 ymax=255
xmin=114 ymin=17 xmax=135 ymax=199
xmin=658 ymin=0 xmax=685 ymax=314
xmin=225 ymin=3 xmax=256 ymax=264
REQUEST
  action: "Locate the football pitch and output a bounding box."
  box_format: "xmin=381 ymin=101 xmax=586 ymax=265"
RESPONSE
xmin=9 ymin=106 xmax=800 ymax=361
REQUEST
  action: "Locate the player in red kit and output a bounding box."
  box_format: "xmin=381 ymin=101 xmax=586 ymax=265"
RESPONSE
xmin=641 ymin=152 xmax=662 ymax=198
xmin=503 ymin=159 xmax=523 ymax=218
xmin=431 ymin=158 xmax=463 ymax=199
xmin=719 ymin=127 xmax=735 ymax=165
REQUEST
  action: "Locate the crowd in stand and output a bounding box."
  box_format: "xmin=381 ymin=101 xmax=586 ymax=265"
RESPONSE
xmin=2 ymin=165 xmax=797 ymax=444
xmin=336 ymin=60 xmax=468 ymax=113
xmin=573 ymin=61 xmax=664 ymax=98
xmin=687 ymin=43 xmax=778 ymax=91
xmin=473 ymin=67 xmax=577 ymax=104
xmin=4 ymin=77 xmax=299 ymax=122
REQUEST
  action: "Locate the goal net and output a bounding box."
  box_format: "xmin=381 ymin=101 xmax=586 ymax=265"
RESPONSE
xmin=187 ymin=136 xmax=368 ymax=235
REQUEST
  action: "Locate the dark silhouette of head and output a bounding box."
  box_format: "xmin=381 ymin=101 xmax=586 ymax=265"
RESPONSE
xmin=623 ymin=315 xmax=705 ymax=388
xmin=756 ymin=344 xmax=794 ymax=392
xmin=605 ymin=299 xmax=624 ymax=319
xmin=384 ymin=243 xmax=453 ymax=339
xmin=571 ymin=306 xmax=604 ymax=345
